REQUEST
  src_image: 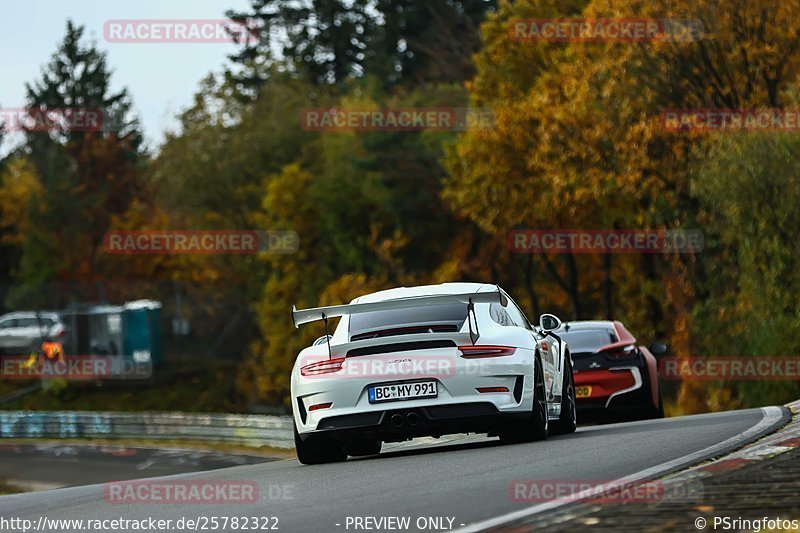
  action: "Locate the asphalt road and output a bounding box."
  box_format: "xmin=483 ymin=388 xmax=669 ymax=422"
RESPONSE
xmin=0 ymin=444 xmax=274 ymax=492
xmin=0 ymin=407 xmax=786 ymax=533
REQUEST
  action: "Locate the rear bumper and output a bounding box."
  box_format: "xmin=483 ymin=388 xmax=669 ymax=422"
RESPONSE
xmin=576 ymin=392 xmax=653 ymax=420
xmin=293 ymin=360 xmax=533 ymax=431
xmin=574 ymin=366 xmax=651 ymax=419
xmin=296 ymin=401 xmax=528 ymax=443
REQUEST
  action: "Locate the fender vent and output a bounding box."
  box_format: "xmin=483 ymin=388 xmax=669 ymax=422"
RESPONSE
xmin=513 ymin=375 xmax=524 ymax=403
xmin=296 ymin=397 xmax=307 ymax=424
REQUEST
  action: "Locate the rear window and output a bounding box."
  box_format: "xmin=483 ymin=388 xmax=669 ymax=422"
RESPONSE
xmin=348 ymin=303 xmax=467 ymax=336
xmin=560 ymin=328 xmax=618 ymax=354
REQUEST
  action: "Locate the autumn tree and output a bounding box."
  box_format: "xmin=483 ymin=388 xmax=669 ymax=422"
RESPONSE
xmin=225 ymin=0 xmax=496 ymax=94
xmin=445 ymin=0 xmax=800 ymax=412
xmin=691 ymin=130 xmax=800 ymax=407
xmin=0 ymin=21 xmax=146 ymax=306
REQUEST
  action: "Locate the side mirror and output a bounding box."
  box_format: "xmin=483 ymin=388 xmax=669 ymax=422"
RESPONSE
xmin=539 ymin=314 xmax=562 ymax=332
xmin=312 ymin=335 xmax=332 ymax=346
xmin=649 ymin=342 xmax=668 ymax=356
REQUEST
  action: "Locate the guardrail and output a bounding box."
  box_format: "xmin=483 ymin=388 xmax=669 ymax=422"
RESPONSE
xmin=0 ymin=411 xmax=294 ymax=449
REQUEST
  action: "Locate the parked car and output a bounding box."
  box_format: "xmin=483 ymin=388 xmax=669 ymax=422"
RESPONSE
xmin=555 ymin=320 xmax=667 ymax=422
xmin=0 ymin=311 xmax=68 ymax=355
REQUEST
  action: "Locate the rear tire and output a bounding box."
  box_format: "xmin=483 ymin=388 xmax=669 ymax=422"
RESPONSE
xmin=634 ymin=370 xmax=665 ymax=421
xmin=294 ymin=423 xmax=347 ymax=465
xmin=652 ymin=375 xmax=665 ymax=419
xmin=500 ymin=354 xmax=549 ymax=443
xmin=550 ymin=356 xmax=577 ymax=435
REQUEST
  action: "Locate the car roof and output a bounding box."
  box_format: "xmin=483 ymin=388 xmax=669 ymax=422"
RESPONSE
xmin=0 ymin=311 xmax=61 ymax=320
xmin=558 ymin=320 xmax=637 ymax=346
xmin=352 ymin=282 xmax=497 ymax=304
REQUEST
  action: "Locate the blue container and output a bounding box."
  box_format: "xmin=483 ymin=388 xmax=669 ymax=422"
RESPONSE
xmin=121 ymin=300 xmax=163 ymax=367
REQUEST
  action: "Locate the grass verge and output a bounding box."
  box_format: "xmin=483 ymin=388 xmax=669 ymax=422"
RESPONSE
xmin=0 ymin=478 xmax=22 ymax=496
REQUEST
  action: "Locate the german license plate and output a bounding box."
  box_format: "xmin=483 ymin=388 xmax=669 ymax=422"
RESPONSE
xmin=368 ymin=381 xmax=437 ymax=403
xmin=575 ymin=386 xmax=592 ymax=398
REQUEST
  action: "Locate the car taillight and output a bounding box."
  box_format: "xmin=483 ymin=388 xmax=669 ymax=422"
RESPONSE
xmin=459 ymin=345 xmax=517 ymax=359
xmin=300 ymin=357 xmax=345 ymax=376
xmin=308 ymin=402 xmax=333 ymax=411
xmin=604 ymin=346 xmax=636 ymax=359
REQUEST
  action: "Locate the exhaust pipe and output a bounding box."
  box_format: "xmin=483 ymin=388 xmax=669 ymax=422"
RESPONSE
xmin=390 ymin=414 xmax=404 ymax=428
xmin=406 ymin=412 xmax=420 ymax=427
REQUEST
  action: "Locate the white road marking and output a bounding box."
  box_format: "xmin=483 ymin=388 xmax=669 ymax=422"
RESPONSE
xmin=453 ymin=406 xmax=785 ymax=532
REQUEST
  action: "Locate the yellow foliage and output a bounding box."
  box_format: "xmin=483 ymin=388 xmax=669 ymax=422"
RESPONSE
xmin=0 ymin=157 xmax=43 ymax=246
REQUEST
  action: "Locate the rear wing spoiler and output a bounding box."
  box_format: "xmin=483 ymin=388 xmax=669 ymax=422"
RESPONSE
xmin=291 ymin=290 xmax=502 ymax=329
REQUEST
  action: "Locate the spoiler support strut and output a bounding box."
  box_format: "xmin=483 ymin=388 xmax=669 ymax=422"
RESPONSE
xmin=467 ymin=298 xmax=479 ymax=345
xmin=322 ymin=312 xmax=333 ymax=360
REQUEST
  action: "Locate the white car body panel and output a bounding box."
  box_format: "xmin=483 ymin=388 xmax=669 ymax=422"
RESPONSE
xmin=290 ymin=283 xmax=568 ymax=442
xmin=0 ymin=311 xmax=65 ymax=352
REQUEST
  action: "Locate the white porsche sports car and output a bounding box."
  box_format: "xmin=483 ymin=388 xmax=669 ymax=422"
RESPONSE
xmin=290 ymin=282 xmax=576 ymax=464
